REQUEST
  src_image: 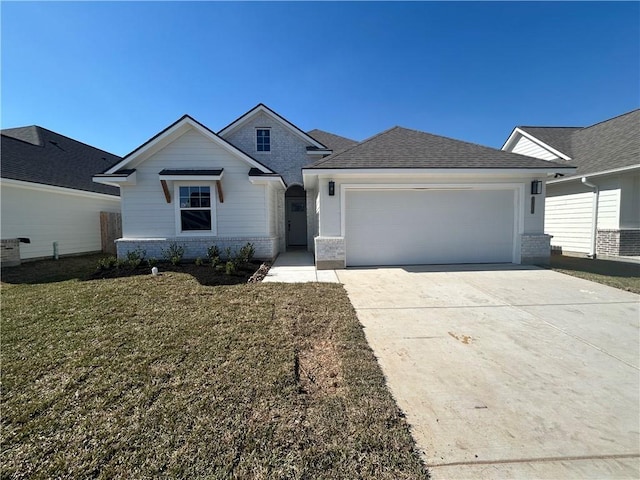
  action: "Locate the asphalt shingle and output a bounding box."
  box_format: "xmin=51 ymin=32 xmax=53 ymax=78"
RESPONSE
xmin=307 ymin=126 xmax=572 ymax=170
xmin=306 ymin=129 xmax=358 ymax=153
xmin=1 ymin=126 xmax=121 ymax=196
xmin=519 ymin=109 xmax=639 ymax=178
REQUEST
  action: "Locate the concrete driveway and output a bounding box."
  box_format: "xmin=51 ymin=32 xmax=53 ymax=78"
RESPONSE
xmin=336 ymin=265 xmax=640 ymax=479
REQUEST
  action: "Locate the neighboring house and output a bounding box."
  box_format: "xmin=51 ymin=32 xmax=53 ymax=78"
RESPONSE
xmin=95 ymin=103 xmax=575 ymax=268
xmin=1 ymin=126 xmax=121 ymax=261
xmin=502 ymin=109 xmax=640 ymax=258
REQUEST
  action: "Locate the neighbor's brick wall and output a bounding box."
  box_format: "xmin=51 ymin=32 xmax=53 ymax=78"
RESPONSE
xmin=597 ymin=229 xmax=640 ymax=256
xmin=116 ymin=236 xmax=279 ymax=261
xmin=314 ymin=236 xmax=345 ymax=270
xmin=520 ymin=234 xmax=551 ymax=265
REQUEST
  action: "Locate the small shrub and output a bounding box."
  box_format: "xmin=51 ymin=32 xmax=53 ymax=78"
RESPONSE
xmin=237 ymin=243 xmax=255 ymax=265
xmin=125 ymin=248 xmax=146 ymax=269
xmin=115 ymin=258 xmax=127 ymax=269
xmin=223 ymin=247 xmax=233 ymax=261
xmin=207 ymin=245 xmax=220 ymax=261
xmin=224 ymin=261 xmax=236 ymax=275
xmin=162 ymin=242 xmax=185 ymax=266
xmin=207 ymin=245 xmax=221 ymax=267
xmin=97 ymin=256 xmax=117 ymax=271
xmin=195 ymin=257 xmax=204 ymax=266
xmin=147 ymin=257 xmax=158 ymax=267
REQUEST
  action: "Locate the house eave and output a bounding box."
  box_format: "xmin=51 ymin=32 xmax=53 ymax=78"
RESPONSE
xmin=2 ymin=177 xmax=121 ymax=200
xmin=158 ymin=169 xmax=224 ymax=181
xmin=547 ymin=164 xmax=640 ymax=184
xmin=306 ymin=149 xmax=333 ymax=156
xmin=302 ymin=166 xmax=577 ymax=190
xmin=93 ymin=170 xmax=137 ymax=186
xmin=303 ymin=167 xmax=577 ymax=176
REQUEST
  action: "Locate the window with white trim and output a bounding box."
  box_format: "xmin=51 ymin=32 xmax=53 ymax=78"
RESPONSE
xmin=179 ymin=186 xmax=212 ymax=231
xmin=256 ymin=128 xmax=270 ymax=152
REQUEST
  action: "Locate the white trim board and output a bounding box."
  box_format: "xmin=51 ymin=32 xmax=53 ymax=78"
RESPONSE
xmin=0 ymin=178 xmax=121 ymax=201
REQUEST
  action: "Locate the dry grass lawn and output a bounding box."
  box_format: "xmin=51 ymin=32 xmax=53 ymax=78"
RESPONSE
xmin=1 ymin=257 xmax=429 ymax=479
xmin=550 ymin=254 xmax=640 ymax=294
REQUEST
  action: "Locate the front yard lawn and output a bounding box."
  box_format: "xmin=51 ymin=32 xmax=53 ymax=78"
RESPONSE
xmin=551 ymin=254 xmax=640 ymax=294
xmin=1 ymin=258 xmax=428 ymax=479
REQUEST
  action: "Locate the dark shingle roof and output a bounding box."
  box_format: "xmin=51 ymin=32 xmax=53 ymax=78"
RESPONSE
xmin=307 ymin=126 xmax=572 ymax=170
xmin=1 ymin=126 xmax=121 ymax=196
xmin=516 ymin=127 xmax=581 ymax=157
xmin=306 ymin=129 xmax=358 ymax=153
xmin=519 ymin=109 xmax=640 ymax=178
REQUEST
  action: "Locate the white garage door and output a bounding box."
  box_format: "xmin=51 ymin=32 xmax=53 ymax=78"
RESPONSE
xmin=345 ymin=188 xmax=515 ymax=266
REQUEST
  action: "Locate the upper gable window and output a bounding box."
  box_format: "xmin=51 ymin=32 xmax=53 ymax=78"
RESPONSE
xmin=256 ymin=128 xmax=271 ymax=152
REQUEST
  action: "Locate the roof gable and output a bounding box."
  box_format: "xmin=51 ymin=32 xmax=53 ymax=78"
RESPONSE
xmin=104 ymin=115 xmax=275 ymax=175
xmin=218 ymin=104 xmax=327 ymax=149
xmin=1 ymin=126 xmax=121 ymax=196
xmin=515 ymin=127 xmax=580 ymax=157
xmin=307 ymin=126 xmax=574 ymax=171
xmin=502 ymin=127 xmax=577 ymax=160
xmin=506 ymin=109 xmax=640 ymax=179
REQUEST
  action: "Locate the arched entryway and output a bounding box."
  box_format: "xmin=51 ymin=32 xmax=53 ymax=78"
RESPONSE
xmin=285 ymin=185 xmax=307 ymax=249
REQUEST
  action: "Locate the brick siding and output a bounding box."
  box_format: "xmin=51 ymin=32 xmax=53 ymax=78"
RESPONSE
xmin=314 ymin=236 xmax=345 ymax=270
xmin=597 ymin=229 xmax=640 ymax=256
xmin=116 ymin=236 xmax=279 ymax=261
xmin=520 ymin=234 xmax=551 ymax=265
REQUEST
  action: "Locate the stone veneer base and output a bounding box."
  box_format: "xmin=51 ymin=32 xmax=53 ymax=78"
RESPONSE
xmin=520 ymin=234 xmax=551 ymax=266
xmin=314 ymin=236 xmax=346 ymax=270
xmin=116 ymin=236 xmax=279 ymax=261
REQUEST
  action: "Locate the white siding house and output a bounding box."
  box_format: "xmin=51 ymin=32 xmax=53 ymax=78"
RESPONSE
xmin=95 ymin=104 xmax=576 ymax=269
xmin=1 ymin=126 xmax=121 ymax=262
xmin=94 ymin=105 xmax=344 ymax=261
xmin=1 ymin=180 xmax=120 ymax=259
xmin=502 ymin=110 xmax=640 ymax=258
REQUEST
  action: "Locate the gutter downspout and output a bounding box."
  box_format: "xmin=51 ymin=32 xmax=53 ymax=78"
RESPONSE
xmin=581 ymin=177 xmax=599 ymax=258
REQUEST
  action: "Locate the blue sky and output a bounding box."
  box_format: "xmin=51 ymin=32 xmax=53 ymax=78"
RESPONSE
xmin=2 ymin=1 xmax=638 ymax=157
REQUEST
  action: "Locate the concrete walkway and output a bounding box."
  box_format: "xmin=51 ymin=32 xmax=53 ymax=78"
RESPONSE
xmin=337 ymin=265 xmax=640 ymax=479
xmin=263 ymin=251 xmax=339 ymax=283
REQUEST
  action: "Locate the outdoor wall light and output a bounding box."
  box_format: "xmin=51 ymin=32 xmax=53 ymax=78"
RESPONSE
xmin=328 ymin=181 xmax=335 ymax=196
xmin=531 ymin=180 xmax=542 ymax=195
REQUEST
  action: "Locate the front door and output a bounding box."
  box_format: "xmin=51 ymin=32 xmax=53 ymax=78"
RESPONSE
xmin=286 ymin=197 xmax=307 ymax=247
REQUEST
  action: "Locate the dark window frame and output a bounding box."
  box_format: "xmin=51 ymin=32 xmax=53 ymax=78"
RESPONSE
xmin=256 ymin=128 xmax=271 ymax=152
